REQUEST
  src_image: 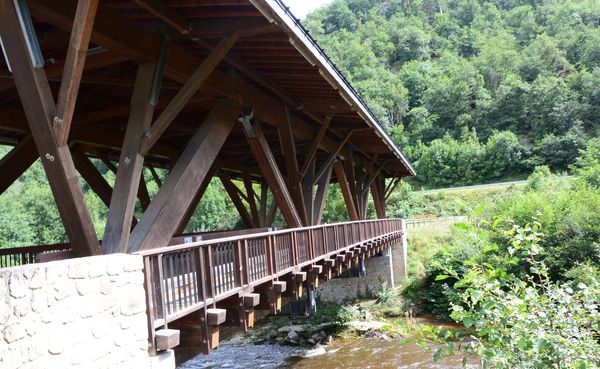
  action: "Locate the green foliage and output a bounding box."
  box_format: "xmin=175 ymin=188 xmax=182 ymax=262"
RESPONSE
xmin=446 ymin=224 xmax=600 ymax=368
xmin=493 ymin=173 xmax=600 ymax=279
xmin=306 ymin=0 xmax=600 ymax=186
xmin=572 ymin=137 xmax=600 ymax=188
xmin=310 ymin=304 xmax=361 ymax=327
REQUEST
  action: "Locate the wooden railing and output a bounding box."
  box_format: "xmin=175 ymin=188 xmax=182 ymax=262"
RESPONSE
xmin=0 ymin=243 xmax=71 ymax=268
xmin=137 ymin=219 xmax=403 ymax=331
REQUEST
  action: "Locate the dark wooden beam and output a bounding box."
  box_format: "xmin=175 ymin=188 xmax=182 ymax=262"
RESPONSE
xmin=361 ymin=162 xmax=386 ymax=198
xmin=220 ymin=174 xmax=253 ymax=228
xmin=258 ymin=182 xmax=268 ymax=227
xmin=190 ymin=18 xmax=273 ymax=38
xmin=0 ymin=136 xmax=39 ymax=194
xmin=72 ymin=148 xmax=113 ymax=208
xmin=278 ymin=106 xmax=306 ymax=225
xmin=131 ymin=0 xmax=190 ymax=34
xmin=149 ymin=165 xmax=163 ymax=187
xmin=385 ymin=178 xmax=401 ymax=202
xmin=242 ymin=120 xmax=302 ymax=228
xmin=0 ymin=136 xmax=38 ymax=195
xmin=242 ymin=170 xmax=260 ymax=227
xmin=300 ymin=115 xmax=331 ymax=178
xmin=0 ymin=1 xmax=100 ymax=256
xmin=128 ymin=100 xmax=241 ymax=252
xmin=28 ymin=0 xmax=357 ymax=166
xmin=102 ymin=63 xmax=157 ymax=254
xmin=333 ymin=162 xmax=359 ymax=221
xmin=314 ymin=130 xmax=353 ymax=185
xmin=313 ymin=164 xmax=332 ymax=225
xmin=54 ymin=0 xmax=99 ymax=146
xmin=302 ymin=160 xmax=315 ymax=225
xmin=139 ymin=35 xmax=239 ymax=156
xmin=371 ymin=176 xmax=385 ymax=219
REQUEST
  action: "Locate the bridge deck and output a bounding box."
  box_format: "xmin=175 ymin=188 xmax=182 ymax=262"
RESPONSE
xmin=137 ymin=219 xmax=403 ymax=351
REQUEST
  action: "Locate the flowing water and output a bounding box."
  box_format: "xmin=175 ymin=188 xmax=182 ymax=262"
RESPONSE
xmin=179 ymin=319 xmax=477 ymax=369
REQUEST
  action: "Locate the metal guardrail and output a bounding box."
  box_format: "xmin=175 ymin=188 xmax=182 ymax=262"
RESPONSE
xmin=137 ymin=219 xmax=403 ymax=336
xmin=406 ymin=216 xmax=468 ymax=228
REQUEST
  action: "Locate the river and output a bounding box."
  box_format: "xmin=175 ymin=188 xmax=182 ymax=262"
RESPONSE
xmin=178 ymin=320 xmax=477 ymax=369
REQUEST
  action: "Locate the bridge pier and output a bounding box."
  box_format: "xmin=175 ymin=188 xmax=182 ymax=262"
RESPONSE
xmin=317 ymin=225 xmax=408 ymax=304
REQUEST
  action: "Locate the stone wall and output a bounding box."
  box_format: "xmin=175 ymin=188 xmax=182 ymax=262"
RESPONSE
xmin=317 ymin=239 xmax=407 ymax=304
xmin=0 ymin=254 xmax=150 ymax=369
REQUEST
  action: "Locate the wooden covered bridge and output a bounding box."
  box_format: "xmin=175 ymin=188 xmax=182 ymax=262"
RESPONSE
xmin=0 ymin=0 xmax=414 ymax=357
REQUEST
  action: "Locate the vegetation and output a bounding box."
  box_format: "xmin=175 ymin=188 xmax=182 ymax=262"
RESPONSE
xmin=446 ymin=224 xmax=600 ymax=368
xmin=401 ymin=143 xmax=600 ymax=366
xmin=305 ymin=0 xmax=600 ymax=187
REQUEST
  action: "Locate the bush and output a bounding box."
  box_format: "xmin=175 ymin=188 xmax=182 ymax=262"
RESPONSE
xmin=445 ymin=224 xmax=600 ymax=368
xmin=572 ymin=137 xmax=600 ymax=188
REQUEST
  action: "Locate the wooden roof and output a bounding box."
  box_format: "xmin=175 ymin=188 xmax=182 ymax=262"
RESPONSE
xmin=0 ymin=0 xmax=415 ymax=181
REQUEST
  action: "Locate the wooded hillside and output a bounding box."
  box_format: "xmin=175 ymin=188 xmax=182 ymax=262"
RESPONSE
xmin=304 ymin=0 xmax=599 ymax=186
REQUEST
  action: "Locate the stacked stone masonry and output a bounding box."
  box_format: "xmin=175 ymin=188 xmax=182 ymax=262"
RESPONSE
xmin=0 ymin=254 xmax=150 ymax=369
xmin=318 ymin=242 xmax=407 ymax=303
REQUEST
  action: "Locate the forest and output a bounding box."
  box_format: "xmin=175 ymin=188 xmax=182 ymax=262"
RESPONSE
xmin=304 ymin=0 xmax=600 ymax=187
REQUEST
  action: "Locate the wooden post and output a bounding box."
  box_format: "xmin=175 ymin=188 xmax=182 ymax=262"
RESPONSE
xmin=102 ymin=63 xmax=157 ymax=254
xmin=0 ymin=1 xmax=100 ymax=256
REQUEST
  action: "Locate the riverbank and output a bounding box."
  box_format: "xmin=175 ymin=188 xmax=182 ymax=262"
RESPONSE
xmin=178 ymin=301 xmax=476 ymax=369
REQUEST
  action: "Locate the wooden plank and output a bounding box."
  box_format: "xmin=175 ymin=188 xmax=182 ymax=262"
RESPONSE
xmin=242 ymin=121 xmax=302 ymax=228
xmin=0 ymin=1 xmax=100 ymax=256
xmin=128 ymin=100 xmax=241 ymax=252
xmin=102 ymin=63 xmax=157 ymax=254
xmin=131 ymin=0 xmax=190 ymax=34
xmin=332 ymin=162 xmax=359 ymax=221
xmin=313 ymin=130 xmax=353 ymax=185
xmin=138 ymin=35 xmax=239 ymax=156
xmin=0 ymin=136 xmax=38 ymax=195
xmin=54 ymin=0 xmax=99 ymax=146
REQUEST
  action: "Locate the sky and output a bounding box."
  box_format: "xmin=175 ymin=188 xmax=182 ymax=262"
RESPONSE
xmin=283 ymin=0 xmax=334 ymax=19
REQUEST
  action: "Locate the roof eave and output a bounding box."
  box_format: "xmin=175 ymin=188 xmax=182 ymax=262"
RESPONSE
xmin=249 ymin=0 xmax=416 ymax=177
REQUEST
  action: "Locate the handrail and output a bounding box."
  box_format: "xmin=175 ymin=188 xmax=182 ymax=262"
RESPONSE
xmin=0 ymin=243 xmax=71 ymax=268
xmin=138 ymin=218 xmax=403 ymax=256
xmin=139 ymin=218 xmax=404 ymax=341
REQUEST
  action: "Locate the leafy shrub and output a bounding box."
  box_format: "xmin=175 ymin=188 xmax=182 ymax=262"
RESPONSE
xmin=572 ymin=137 xmax=600 ymax=188
xmin=445 ymin=224 xmax=600 ymax=368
